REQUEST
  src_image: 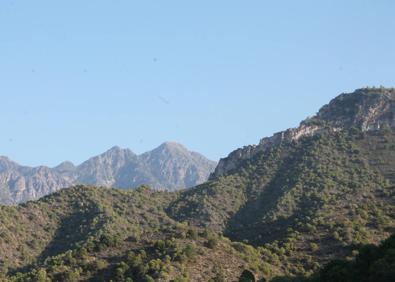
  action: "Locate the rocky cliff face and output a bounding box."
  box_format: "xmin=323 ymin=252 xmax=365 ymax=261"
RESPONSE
xmin=212 ymin=88 xmax=395 ymax=178
xmin=0 ymin=143 xmax=217 ymax=204
xmin=75 ymin=146 xmax=142 ymax=187
xmin=317 ymin=88 xmax=395 ymax=129
xmin=140 ymin=142 xmax=216 ymax=189
xmin=75 ymin=142 xmax=216 ymax=191
xmin=0 ymin=157 xmax=73 ymax=204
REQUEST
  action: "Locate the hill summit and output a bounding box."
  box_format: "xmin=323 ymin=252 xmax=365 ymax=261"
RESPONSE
xmin=213 ymin=87 xmax=395 ymax=178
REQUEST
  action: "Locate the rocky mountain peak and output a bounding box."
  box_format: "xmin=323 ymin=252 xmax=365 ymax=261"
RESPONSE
xmin=107 ymin=145 xmax=122 ymax=152
xmin=315 ymin=87 xmax=395 ymax=131
xmin=212 ymin=88 xmax=395 ymax=178
xmin=103 ymin=146 xmax=135 ymax=157
xmin=140 ymin=142 xmax=217 ymax=189
xmin=54 ymin=161 xmax=76 ymax=172
xmin=0 ymin=143 xmax=216 ymax=204
xmin=0 ymin=156 xmax=18 ymax=171
xmin=149 ymin=141 xmax=189 ymax=157
xmin=161 ymin=141 xmax=184 ymax=147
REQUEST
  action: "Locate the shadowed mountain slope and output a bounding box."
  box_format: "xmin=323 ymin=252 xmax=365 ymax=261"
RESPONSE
xmin=168 ymin=88 xmax=395 ymax=275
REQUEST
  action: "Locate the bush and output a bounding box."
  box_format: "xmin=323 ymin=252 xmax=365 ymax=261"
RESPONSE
xmin=183 ymin=244 xmax=197 ymax=259
xmin=187 ymin=229 xmax=198 ymax=240
xmin=207 ymin=237 xmax=218 ymax=249
xmin=310 ymin=243 xmax=319 ymax=252
xmin=239 ymin=270 xmax=256 ymax=282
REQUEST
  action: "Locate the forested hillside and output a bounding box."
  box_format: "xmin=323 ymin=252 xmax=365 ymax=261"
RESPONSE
xmin=1 ymin=88 xmax=395 ymax=281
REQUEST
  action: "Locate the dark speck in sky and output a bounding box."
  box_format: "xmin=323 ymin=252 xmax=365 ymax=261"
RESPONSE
xmin=157 ymin=95 xmax=170 ymax=105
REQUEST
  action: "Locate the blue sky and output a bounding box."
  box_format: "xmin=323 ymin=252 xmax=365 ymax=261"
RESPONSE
xmin=1 ymin=1 xmax=395 ymax=166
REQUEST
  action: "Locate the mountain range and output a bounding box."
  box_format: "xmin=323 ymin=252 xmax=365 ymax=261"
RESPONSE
xmin=0 ymin=142 xmax=217 ymax=204
xmin=0 ymin=87 xmax=394 ymax=281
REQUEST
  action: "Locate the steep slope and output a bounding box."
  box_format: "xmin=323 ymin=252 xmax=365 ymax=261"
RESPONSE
xmin=0 ymin=186 xmax=272 ymax=282
xmin=212 ymin=87 xmax=395 ymax=178
xmin=296 ymin=233 xmax=395 ymax=282
xmin=0 ymin=157 xmax=73 ymax=205
xmin=75 ymin=142 xmax=216 ymax=191
xmin=75 ymin=146 xmax=147 ymax=187
xmin=140 ymin=142 xmax=217 ymax=189
xmin=168 ymin=88 xmax=395 ymax=276
xmin=0 ymin=143 xmax=217 ymax=204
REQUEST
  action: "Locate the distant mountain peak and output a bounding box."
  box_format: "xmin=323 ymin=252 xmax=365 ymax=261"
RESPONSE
xmin=54 ymin=161 xmax=75 ymax=169
xmin=0 ymin=156 xmax=18 ymax=171
xmin=0 ymin=156 xmax=14 ymax=162
xmin=160 ymin=141 xmax=186 ymax=147
xmin=105 ymin=145 xmax=128 ymax=153
xmin=98 ymin=146 xmax=136 ymax=161
xmin=0 ymin=142 xmax=216 ymax=204
xmin=155 ymin=141 xmax=189 ymax=153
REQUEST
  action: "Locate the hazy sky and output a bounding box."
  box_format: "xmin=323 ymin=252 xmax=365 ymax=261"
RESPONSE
xmin=1 ymin=1 xmax=395 ymax=166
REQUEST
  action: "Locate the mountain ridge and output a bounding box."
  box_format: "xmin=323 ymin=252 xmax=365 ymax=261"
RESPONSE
xmin=0 ymin=142 xmax=217 ymax=204
xmin=0 ymin=88 xmax=395 ymax=281
xmin=168 ymin=87 xmax=395 ymax=276
xmin=212 ymin=87 xmax=395 ymax=178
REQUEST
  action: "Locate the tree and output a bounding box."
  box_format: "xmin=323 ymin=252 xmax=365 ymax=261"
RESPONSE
xmin=239 ymin=270 xmax=256 ymax=282
xmin=34 ymin=269 xmax=51 ymax=282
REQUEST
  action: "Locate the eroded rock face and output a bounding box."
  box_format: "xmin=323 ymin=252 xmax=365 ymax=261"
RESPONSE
xmin=211 ymin=88 xmax=395 ymax=178
xmin=0 ymin=162 xmax=73 ymax=204
xmin=317 ymin=88 xmax=395 ymax=130
xmin=0 ymin=143 xmax=217 ymax=204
